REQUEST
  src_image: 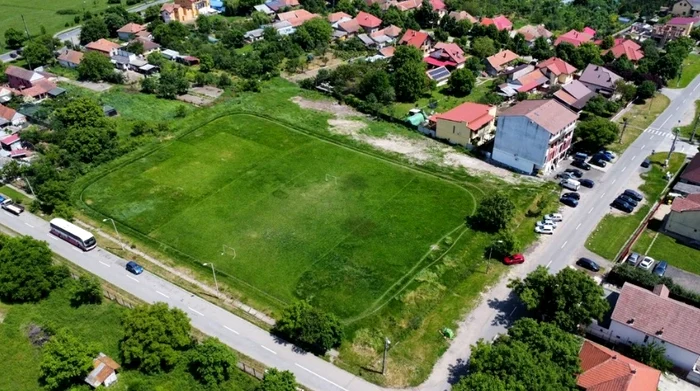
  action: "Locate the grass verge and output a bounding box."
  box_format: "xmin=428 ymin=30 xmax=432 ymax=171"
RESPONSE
xmin=680 ymin=100 xmax=700 ymax=140
xmin=670 ymin=54 xmax=700 ymax=89
xmin=608 ymin=94 xmax=671 ymax=153
xmin=389 ymin=80 xmax=494 ymax=119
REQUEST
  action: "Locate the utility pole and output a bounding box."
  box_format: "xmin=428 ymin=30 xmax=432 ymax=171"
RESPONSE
xmin=103 ymin=218 xmax=125 ymax=250
xmin=21 ymin=14 xmax=33 ymax=70
xmin=22 ymin=176 xmax=36 ymax=196
xmin=382 ymin=338 xmax=391 ymax=375
xmin=203 ymin=263 xmax=219 ymax=292
xmin=619 ymin=117 xmax=628 ymax=143
xmin=667 ymin=127 xmax=680 ymax=167
xmin=690 ymin=113 xmax=700 ymax=143
xmin=486 ymin=240 xmax=503 ymax=273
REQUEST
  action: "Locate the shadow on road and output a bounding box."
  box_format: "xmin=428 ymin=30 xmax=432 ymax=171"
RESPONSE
xmin=270 ymin=334 xmax=309 ymax=355
xmin=447 ymin=358 xmax=469 ymax=385
xmin=487 ymin=290 xmax=522 ymax=327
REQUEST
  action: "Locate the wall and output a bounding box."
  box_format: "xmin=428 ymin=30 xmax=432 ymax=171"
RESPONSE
xmin=666 ymin=210 xmax=700 ymax=241
xmin=436 ymin=119 xmax=473 ymax=146
xmin=492 ymin=115 xmax=549 ymax=173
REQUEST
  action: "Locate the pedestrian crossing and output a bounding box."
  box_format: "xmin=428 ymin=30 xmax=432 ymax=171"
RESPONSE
xmin=644 ymin=128 xmax=676 ymax=138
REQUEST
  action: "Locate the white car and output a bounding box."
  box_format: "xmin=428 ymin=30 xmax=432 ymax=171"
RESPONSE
xmin=544 ymin=213 xmax=563 ymax=222
xmin=638 ymin=256 xmax=655 ymax=270
xmin=540 ymin=219 xmax=558 ymax=229
xmin=535 ymin=225 xmax=554 ymax=234
xmin=536 ymin=220 xmax=556 ymax=229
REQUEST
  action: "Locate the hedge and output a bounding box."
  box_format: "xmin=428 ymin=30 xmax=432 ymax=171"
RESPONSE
xmin=607 ymin=264 xmax=700 ymax=309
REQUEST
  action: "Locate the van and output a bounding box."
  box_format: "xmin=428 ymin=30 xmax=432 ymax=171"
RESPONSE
xmin=574 ymin=152 xmax=588 ymax=161
xmin=560 ymin=178 xmax=580 ymax=191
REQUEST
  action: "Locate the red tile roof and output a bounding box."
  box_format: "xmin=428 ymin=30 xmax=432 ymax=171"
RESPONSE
xmin=429 ymin=0 xmax=446 ymax=10
xmin=434 ymin=102 xmax=494 ymax=131
xmin=681 ymin=153 xmax=700 ymax=184
xmin=486 ymin=49 xmax=519 ymax=71
xmin=577 ymin=340 xmax=660 ymax=391
xmin=117 ymin=22 xmax=146 ymax=34
xmin=57 ymin=49 xmax=84 ymax=65
xmin=277 ymin=9 xmax=319 ymax=27
xmin=399 ymin=29 xmax=430 ymax=48
xmin=516 ymin=69 xmax=547 ymax=92
xmin=433 ymin=42 xmax=466 ymax=64
xmin=500 ymin=99 xmax=578 ymax=134
xmin=396 ymin=0 xmax=421 ymax=11
xmin=448 ymin=11 xmax=477 ymax=23
xmin=554 ymin=29 xmax=594 ymax=47
xmin=517 ymin=24 xmax=552 ymax=41
xmin=583 ymin=26 xmax=596 ymax=36
xmin=481 ymin=15 xmax=512 ymax=31
xmin=355 ymin=11 xmax=382 ymax=28
xmin=380 ymin=24 xmax=402 ymax=38
xmin=671 ymin=193 xmax=700 ymax=212
xmin=86 ymin=38 xmax=121 ymax=53
xmin=668 ymin=17 xmax=700 ymax=25
xmin=608 ymin=40 xmax=644 ymax=62
xmin=4 ymin=65 xmax=43 ymax=83
xmin=161 ymin=3 xmax=181 ymax=13
xmin=537 ymin=57 xmax=577 ymax=76
xmin=19 ymin=80 xmax=56 ymax=98
xmin=611 ymin=283 xmax=700 ymax=355
xmin=379 ymin=46 xmax=395 ymax=58
xmin=339 ymin=18 xmax=361 ymax=33
xmin=328 ymin=11 xmax=351 ymax=23
xmin=0 ymin=106 xmax=19 ymax=123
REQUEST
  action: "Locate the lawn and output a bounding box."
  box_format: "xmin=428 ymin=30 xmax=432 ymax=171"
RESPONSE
xmin=0 ymin=286 xmax=258 ymax=391
xmin=670 ymin=54 xmax=700 ymax=89
xmin=608 ymin=93 xmax=671 ymax=153
xmin=586 ymin=152 xmax=686 ymax=260
xmin=389 ymin=80 xmax=494 ymax=119
xmin=680 ymin=100 xmax=700 ymax=140
xmin=632 ymin=230 xmax=700 ymax=275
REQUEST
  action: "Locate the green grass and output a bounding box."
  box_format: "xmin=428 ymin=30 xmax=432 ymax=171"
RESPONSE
xmin=680 ymin=100 xmax=700 ymax=140
xmin=586 ymin=152 xmax=686 ymax=260
xmin=670 ymin=54 xmax=700 ymax=89
xmin=0 ymin=185 xmax=31 ymax=205
xmin=389 ymin=81 xmax=494 ymax=119
xmin=632 ymin=230 xmax=700 ymax=275
xmin=609 ymin=94 xmax=671 ymax=153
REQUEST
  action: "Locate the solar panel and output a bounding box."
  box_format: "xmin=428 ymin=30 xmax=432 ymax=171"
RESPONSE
xmin=427 ymin=66 xmax=451 ymax=80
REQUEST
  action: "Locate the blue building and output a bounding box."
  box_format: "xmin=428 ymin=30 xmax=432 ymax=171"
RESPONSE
xmin=210 ymin=0 xmax=225 ymax=12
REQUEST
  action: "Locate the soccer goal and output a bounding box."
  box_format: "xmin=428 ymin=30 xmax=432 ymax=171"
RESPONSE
xmin=221 ymin=245 xmax=237 ymax=259
xmin=325 ymin=173 xmax=338 ymax=184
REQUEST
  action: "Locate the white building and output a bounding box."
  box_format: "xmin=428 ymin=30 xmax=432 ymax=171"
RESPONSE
xmin=85 ymin=353 xmax=121 ymax=388
xmin=492 ymin=99 xmax=578 ymax=175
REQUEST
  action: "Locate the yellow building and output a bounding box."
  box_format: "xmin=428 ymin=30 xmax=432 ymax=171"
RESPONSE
xmin=161 ymin=0 xmax=211 ymax=24
xmin=432 ymin=102 xmax=497 ymax=147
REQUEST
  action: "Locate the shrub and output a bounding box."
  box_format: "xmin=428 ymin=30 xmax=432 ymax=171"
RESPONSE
xmin=608 ymin=264 xmax=700 ymax=309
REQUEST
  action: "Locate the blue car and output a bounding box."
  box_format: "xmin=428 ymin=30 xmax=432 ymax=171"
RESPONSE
xmin=126 ymin=261 xmax=144 ymax=275
xmin=560 ymin=196 xmax=578 ymax=208
xmin=653 ymin=261 xmax=668 ymax=277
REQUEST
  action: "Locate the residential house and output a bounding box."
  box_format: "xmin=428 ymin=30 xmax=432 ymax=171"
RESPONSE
xmin=0 ymin=105 xmax=26 ymax=127
xmin=272 ymin=20 xmax=295 ymax=36
xmin=554 ymin=29 xmax=594 ymax=46
xmin=131 ymin=37 xmax=161 ymax=54
xmin=504 ymin=64 xmax=534 ymax=81
xmin=577 ymin=340 xmax=661 ymax=391
xmin=485 ymin=49 xmax=519 ymax=75
xmin=492 ymin=99 xmax=579 ymax=174
xmin=117 ymin=22 xmax=147 ymax=41
xmin=606 ymin=39 xmax=644 ymax=62
xmin=516 ymin=24 xmax=552 ymax=45
xmin=355 ymin=11 xmax=382 ymax=33
xmin=254 ymin=3 xmax=275 ymax=15
xmin=4 ymin=66 xmax=57 ymax=100
xmin=276 ymin=9 xmax=319 ymax=27
xmin=368 ymin=29 xmax=393 ymax=46
xmin=0 ymin=88 xmax=11 ymax=104
xmin=338 ymin=18 xmax=362 ymax=37
xmin=396 ymin=0 xmax=421 ymax=12
xmin=263 ymin=0 xmax=300 ymax=12
xmin=666 ymin=193 xmax=700 ymax=241
xmin=672 ymin=0 xmax=700 ymax=16
xmin=430 ymin=0 xmax=447 ymax=19
xmin=424 ymin=42 xmax=466 ymax=69
xmin=680 ymin=153 xmax=700 ymax=186
xmin=498 ymin=68 xmax=548 ymax=98
xmin=431 ymin=102 xmax=497 ymax=147
xmin=653 ymin=17 xmax=700 ymax=44
xmin=245 ymin=28 xmax=265 ymax=42
xmin=210 ymin=0 xmax=226 ymax=12
xmin=378 ymin=46 xmax=395 ymax=59
xmin=448 ymin=11 xmax=477 ymax=24
xmin=536 ymin=57 xmax=576 ymax=85
xmin=57 ymin=49 xmax=84 ymax=68
xmin=481 ymin=15 xmax=512 ymax=31
xmin=0 ymin=133 xmax=22 ymax=150
xmin=85 ymin=353 xmax=121 ymax=388
xmin=426 ymin=66 xmax=451 ymax=86
xmin=112 ymin=49 xmax=148 ymax=71
xmin=374 ymin=25 xmax=401 ymax=40
xmin=328 ymin=11 xmax=352 ymax=28
xmin=161 ymin=49 xmax=181 ymax=60
xmin=161 ymin=0 xmax=212 ymax=23
xmin=399 ymin=29 xmax=433 ymax=55
xmin=554 ymin=80 xmax=596 ymax=111
xmin=579 ymin=64 xmax=621 ymax=96
xmin=85 ymin=39 xmax=121 ymax=57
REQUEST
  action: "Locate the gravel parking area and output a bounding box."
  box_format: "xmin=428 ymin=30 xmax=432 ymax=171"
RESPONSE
xmin=665 ymin=266 xmax=700 ymax=295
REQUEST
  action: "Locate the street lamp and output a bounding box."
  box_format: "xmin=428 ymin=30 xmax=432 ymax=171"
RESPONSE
xmin=103 ymin=218 xmax=124 ymax=250
xmin=382 ymin=337 xmax=391 ymax=375
xmin=203 ymin=262 xmax=219 ymax=292
xmin=487 ymin=240 xmax=504 ymax=273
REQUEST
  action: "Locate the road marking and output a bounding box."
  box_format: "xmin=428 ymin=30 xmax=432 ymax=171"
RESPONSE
xmin=546 ymin=260 xmax=552 ymax=268
xmin=224 ymin=325 xmax=240 ymax=335
xmin=576 ymin=223 xmax=582 ymax=230
xmin=675 ymin=106 xmax=680 ymax=112
xmin=684 ymin=98 xmax=689 ymax=104
xmin=295 ymin=363 xmax=349 ymax=391
xmin=2 ymin=211 xmax=13 ymax=217
xmin=632 ymin=155 xmax=636 ymax=160
xmin=661 ymin=117 xmax=671 ymax=127
xmin=47 ymin=234 xmax=58 ymax=240
xmin=188 ymin=307 xmax=204 ymax=316
xmin=588 ymin=207 xmax=594 ymax=214
xmin=99 ymin=261 xmax=110 ymax=268
xmin=694 ymin=84 xmax=700 ymax=92
xmin=25 ymin=223 xmax=34 ymax=228
xmin=560 ymin=241 xmax=568 ymax=249
xmin=599 ymin=192 xmax=606 ymax=199
xmin=509 ymin=307 xmax=517 ymax=316
xmin=621 ymin=166 xmax=627 ymax=172
xmin=611 ymin=179 xmax=616 ymax=185
xmin=641 ymin=145 xmax=645 ymax=150
xmin=156 ymin=290 xmax=169 ymax=299
xmin=261 ymin=345 xmax=277 ymax=355
xmin=126 ymin=275 xmax=139 ymax=282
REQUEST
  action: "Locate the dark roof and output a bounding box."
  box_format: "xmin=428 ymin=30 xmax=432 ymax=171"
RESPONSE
xmin=48 ymin=87 xmax=66 ymax=97
xmin=680 ymin=153 xmax=700 ymax=184
xmin=671 ymin=193 xmax=700 ymax=212
xmin=579 ymin=64 xmax=622 ymax=90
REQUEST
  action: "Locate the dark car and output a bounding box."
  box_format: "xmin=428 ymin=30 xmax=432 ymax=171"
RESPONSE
xmin=504 ymin=253 xmax=525 ymax=265
xmin=576 ymin=257 xmax=600 ymax=272
xmin=599 ymin=150 xmax=616 ymax=160
xmin=560 ymin=196 xmax=579 ymax=207
xmin=126 ymin=261 xmax=144 ymax=275
xmin=574 ymin=152 xmax=588 ymax=161
xmin=9 ymin=52 xmax=17 ymax=58
xmin=580 ymin=179 xmax=595 ymax=188
xmin=623 ymin=189 xmax=643 ymax=201
xmin=652 ymin=261 xmax=668 ymax=277
xmin=618 ymin=194 xmax=638 ymax=207
xmin=564 ymin=168 xmax=583 ymax=178
xmin=641 ymin=158 xmax=651 ymax=168
xmin=563 ymin=192 xmax=580 ymax=200
xmin=572 ymin=160 xmax=592 ymax=170
xmin=590 ymin=158 xmax=607 ymax=168
xmin=595 ymin=152 xmax=614 ymax=162
xmin=612 ymin=199 xmax=634 ymax=213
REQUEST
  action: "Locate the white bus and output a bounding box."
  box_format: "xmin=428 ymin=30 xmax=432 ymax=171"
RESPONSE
xmin=49 ymin=218 xmax=97 ymax=251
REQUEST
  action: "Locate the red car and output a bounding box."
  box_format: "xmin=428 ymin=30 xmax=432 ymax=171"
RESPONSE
xmin=503 ymin=253 xmax=525 ymax=265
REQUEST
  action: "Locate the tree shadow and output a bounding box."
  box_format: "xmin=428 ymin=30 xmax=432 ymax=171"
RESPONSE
xmin=270 ymin=334 xmax=309 ymax=355
xmin=447 ymin=358 xmax=470 ymax=385
xmin=486 ymin=290 xmax=521 ymax=327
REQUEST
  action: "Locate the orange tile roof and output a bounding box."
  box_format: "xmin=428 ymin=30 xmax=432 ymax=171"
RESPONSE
xmin=0 ymin=105 xmax=18 ymax=121
xmin=399 ymin=29 xmax=430 ymax=48
xmin=537 ymin=57 xmax=577 ymax=76
xmin=277 ymin=9 xmax=319 ymax=27
xmin=85 ymin=38 xmax=121 ymax=53
xmin=608 ymin=40 xmax=644 ymax=62
xmin=481 ymin=15 xmax=512 ymax=31
xmin=328 ymin=11 xmax=351 ymax=23
xmin=379 ymin=46 xmax=395 ymax=57
xmin=339 ymin=19 xmax=361 ymax=33
xmin=554 ymin=29 xmax=594 ymax=47
xmin=435 ymin=102 xmax=494 ymax=131
xmin=57 ymin=49 xmax=84 ymax=65
xmin=577 ymin=340 xmax=660 ymax=391
xmin=486 ymin=49 xmax=519 ymax=70
xmin=117 ymin=22 xmax=146 ymax=34
xmin=448 ymin=11 xmax=477 ymax=23
xmin=355 ymin=11 xmax=382 ymax=28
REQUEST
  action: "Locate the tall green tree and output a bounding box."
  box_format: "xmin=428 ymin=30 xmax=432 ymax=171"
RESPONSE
xmin=472 ymin=193 xmax=516 ymax=232
xmin=188 ymin=338 xmax=238 ymax=386
xmin=394 ymin=61 xmax=428 ymax=102
xmin=574 ymin=116 xmax=619 ymax=153
xmin=628 ymin=342 xmax=673 ymax=372
xmin=391 ymin=45 xmax=423 ymax=70
xmin=509 ymin=266 xmax=609 ymax=332
xmin=447 ymin=68 xmax=476 ymax=97
xmin=531 ymin=36 xmax=554 ymax=60
xmin=4 ymin=27 xmax=26 ymax=49
xmin=359 ymin=70 xmax=395 ymax=103
xmin=52 ymin=97 xmax=108 ymax=130
xmin=39 ymin=330 xmax=96 ymax=391
xmin=274 ymin=302 xmax=343 ymax=354
xmin=61 ymin=126 xmax=118 ymax=164
xmin=156 ymin=66 xmax=190 ymax=99
xmin=471 ymin=36 xmax=496 ymax=58
xmin=70 ymin=275 xmax=103 ymax=307
xmin=77 ymin=51 xmax=115 ymax=82
xmin=80 ymin=17 xmax=109 ymax=44
xmin=257 ymin=368 xmax=297 ymax=391
xmin=637 ymin=80 xmax=657 ymax=100
xmin=23 ymin=39 xmax=54 ymax=67
xmin=414 ymin=0 xmax=438 ymax=28
xmin=0 ymin=236 xmax=66 ymax=303
xmin=294 ymin=17 xmax=333 ymax=51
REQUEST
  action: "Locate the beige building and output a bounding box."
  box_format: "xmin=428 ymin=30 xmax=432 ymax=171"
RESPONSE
xmin=672 ymin=0 xmax=700 ymax=16
xmin=161 ymin=0 xmax=211 ymax=24
xmin=666 ymin=193 xmax=700 ymax=241
xmin=431 ymin=102 xmax=497 ymax=147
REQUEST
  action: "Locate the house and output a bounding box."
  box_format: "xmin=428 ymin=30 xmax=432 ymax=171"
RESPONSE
xmin=448 ymin=11 xmax=477 ymax=24
xmin=378 ymin=46 xmax=395 ymax=59
xmin=85 ymin=39 xmax=121 ymax=57
xmin=0 ymin=133 xmax=22 ymax=150
xmin=375 ymin=25 xmax=401 ymax=40
xmin=430 ymin=0 xmax=447 ymax=18
xmin=498 ymin=68 xmax=548 ymax=98
xmin=263 ymin=0 xmax=300 ymax=12
xmin=536 ymin=57 xmax=576 ymax=85
xmin=399 ymin=29 xmax=433 ymax=55
xmin=516 ymin=24 xmax=552 ymax=45
xmin=210 ymin=0 xmax=226 ymax=12
xmin=178 ymin=55 xmax=200 ymax=66
xmin=396 ymin=0 xmax=421 ymax=12
xmin=606 ymin=39 xmax=644 ymax=62
xmin=554 ymin=80 xmax=596 ymax=111
xmin=680 ymin=153 xmax=700 ymax=186
xmin=485 ymin=49 xmax=519 ymax=75
xmin=0 ymin=88 xmax=11 ymax=104
xmin=85 ymin=353 xmax=121 ymax=388
xmin=492 ymin=99 xmax=578 ymax=174
xmin=57 ymin=49 xmax=84 ymax=68
xmin=161 ymin=0 xmax=212 ymax=23
xmin=672 ymin=0 xmax=700 ymax=16
xmin=254 ymin=3 xmax=275 ymax=15
xmin=653 ymin=17 xmax=700 ymax=44
xmin=131 ymin=37 xmax=161 ymax=54
xmin=272 ymin=20 xmax=295 ymax=36
xmin=431 ymin=102 xmax=497 ymax=147
xmin=368 ymin=30 xmax=393 ymax=46
xmin=276 ymin=9 xmax=319 ymax=27
xmin=554 ymin=29 xmax=594 ymax=47
xmin=245 ymin=28 xmax=265 ymax=42
xmin=161 ymin=49 xmax=181 ymax=61
xmin=504 ymin=64 xmax=534 ymax=81
xmin=5 ymin=65 xmax=45 ymax=90
xmin=338 ymin=19 xmax=362 ymax=36
xmin=328 ymin=11 xmax=352 ymax=27
xmin=426 ymin=66 xmax=451 ymax=86
xmin=577 ymin=340 xmax=661 ymax=391
xmin=481 ymin=15 xmax=512 ymax=31
xmin=112 ymin=49 xmax=148 ymax=71
xmin=0 ymin=105 xmax=26 ymax=127
xmin=355 ymin=11 xmax=382 ymax=33
xmin=666 ymin=193 xmax=700 ymax=240
xmin=117 ymin=22 xmax=147 ymax=41
xmin=579 ymin=64 xmax=622 ymax=96
xmin=425 ymin=42 xmax=466 ymax=69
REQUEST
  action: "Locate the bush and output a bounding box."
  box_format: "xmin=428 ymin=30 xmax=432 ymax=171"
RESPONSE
xmin=56 ymin=9 xmax=80 ymax=15
xmin=273 ymin=302 xmax=343 ymax=354
xmin=69 ymin=275 xmax=103 ymax=307
xmin=608 ymin=264 xmax=700 ymax=309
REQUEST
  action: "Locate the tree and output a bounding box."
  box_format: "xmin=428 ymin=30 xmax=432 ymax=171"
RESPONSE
xmin=556 ymin=42 xmax=583 ymax=69
xmin=62 ymin=126 xmax=118 ymax=164
xmin=600 ymin=35 xmax=615 ymax=49
xmin=52 ymin=97 xmax=107 ymax=130
xmin=39 ymin=330 xmax=96 ymax=391
xmin=394 ymin=61 xmax=428 ymax=102
xmin=156 ymin=66 xmax=190 ymax=99
xmin=196 ymin=15 xmax=212 ymax=34
xmin=222 ymin=28 xmax=245 ymax=48
xmin=80 ymin=17 xmax=109 ymax=44
xmin=23 ymin=39 xmax=54 ymax=67
xmin=126 ymin=40 xmax=144 ymax=55
xmin=464 ymin=56 xmax=484 ymax=74
xmin=637 ymin=80 xmax=657 ymax=100
xmin=70 ymin=275 xmax=103 ymax=306
xmin=144 ymin=4 xmax=161 ymax=22
xmin=120 ymin=303 xmax=193 ymax=373
xmin=628 ymin=342 xmax=673 ymax=372
xmin=104 ymin=12 xmax=127 ymax=37
xmin=359 ymin=70 xmax=395 ymax=103
xmin=509 ymin=266 xmax=609 ymax=332
xmin=36 ymin=179 xmax=72 ymax=215
xmin=472 ymin=193 xmax=516 ymax=232
xmin=257 ymin=368 xmax=297 ymax=391
xmin=188 ymin=338 xmax=238 ymax=386
xmin=447 ymin=68 xmax=476 ymax=97
xmin=577 ymin=42 xmax=602 ymax=67
xmin=585 ymin=94 xmax=620 ymax=117
xmin=273 ymin=302 xmax=343 ymax=354
xmin=4 ymin=27 xmax=26 ymax=49
xmin=294 ymin=17 xmax=332 ymax=51
xmin=471 ymin=36 xmax=496 ymax=58
xmin=414 ymin=0 xmax=438 ymax=28
xmin=77 ymin=51 xmax=115 ymax=82
xmin=141 ymin=76 xmax=158 ymax=94
xmin=654 ymin=52 xmax=682 ymax=81
xmin=531 ymin=36 xmax=554 ymax=61
xmin=0 ymin=236 xmax=66 ymax=303
xmin=575 ymin=116 xmax=619 ymax=152
xmin=199 ymin=53 xmax=214 ymax=72
xmin=390 ymin=45 xmax=423 ymax=70
xmin=489 ymin=229 xmax=520 ymax=259
xmin=300 ymin=0 xmax=327 ymax=13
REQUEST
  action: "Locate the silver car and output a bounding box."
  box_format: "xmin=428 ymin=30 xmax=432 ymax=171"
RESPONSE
xmin=625 ymin=252 xmax=640 ymax=267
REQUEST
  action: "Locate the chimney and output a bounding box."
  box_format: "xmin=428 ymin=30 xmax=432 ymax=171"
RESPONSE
xmin=612 ymin=354 xmax=618 ymax=360
xmin=627 ymin=318 xmax=635 ymax=325
xmin=656 ymin=328 xmax=664 ymax=336
xmin=631 ymin=367 xmax=637 ymax=374
xmin=653 ymin=284 xmax=670 ymax=298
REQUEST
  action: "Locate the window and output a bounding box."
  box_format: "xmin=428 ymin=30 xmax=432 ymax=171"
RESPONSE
xmin=644 ymin=335 xmax=649 ymax=343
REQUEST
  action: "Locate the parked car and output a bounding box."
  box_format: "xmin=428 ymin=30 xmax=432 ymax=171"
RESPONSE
xmin=572 ymin=160 xmax=592 ymax=170
xmin=599 ymin=150 xmax=617 ymax=160
xmin=544 ymin=213 xmax=563 ymax=222
xmin=564 ymin=168 xmax=583 ymax=178
xmin=590 ymin=158 xmax=607 ymax=167
xmin=626 ymin=252 xmax=641 ymax=267
xmin=126 ymin=261 xmax=144 ymax=275
xmin=618 ymin=194 xmax=638 ymax=207
xmin=557 ymin=172 xmax=575 ymax=180
xmin=560 ymin=179 xmax=580 ymax=191
xmin=574 ymin=152 xmax=588 ymax=161
xmin=576 ymin=257 xmax=601 ymax=272
xmin=535 ymin=225 xmax=554 ymax=234
xmin=563 ymin=192 xmax=580 ymax=200
xmin=623 ymin=189 xmax=643 ymax=201
xmin=595 ymin=152 xmax=614 ymax=162
xmin=536 ymin=220 xmax=556 ymax=229
xmin=579 ymin=179 xmax=595 ymax=188
xmin=638 ymin=256 xmax=654 ymax=270
xmin=652 ymin=261 xmax=668 ymax=277
xmin=641 ymin=158 xmax=651 ymax=168
xmin=612 ymin=199 xmax=634 ymax=213
xmin=560 ymin=196 xmax=579 ymax=208
xmin=504 ymin=253 xmax=525 ymax=265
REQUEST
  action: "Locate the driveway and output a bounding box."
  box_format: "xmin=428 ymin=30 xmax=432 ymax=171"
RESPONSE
xmin=659 ymin=373 xmax=700 ymax=391
xmin=665 ymin=266 xmax=700 ymax=295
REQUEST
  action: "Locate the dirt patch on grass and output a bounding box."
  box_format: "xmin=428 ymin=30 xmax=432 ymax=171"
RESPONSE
xmin=291 ymin=96 xmax=364 ymax=119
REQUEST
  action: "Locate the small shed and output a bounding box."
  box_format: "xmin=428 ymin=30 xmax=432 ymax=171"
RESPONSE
xmin=178 ymin=56 xmax=200 ymax=66
xmin=48 ymin=87 xmax=66 ymax=98
xmin=85 ymin=353 xmax=121 ymax=388
xmin=103 ymin=105 xmax=118 ymax=117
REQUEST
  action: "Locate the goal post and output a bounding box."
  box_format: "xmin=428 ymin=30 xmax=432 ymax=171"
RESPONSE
xmin=325 ymin=173 xmax=338 ymax=184
xmin=221 ymin=245 xmax=237 ymax=259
